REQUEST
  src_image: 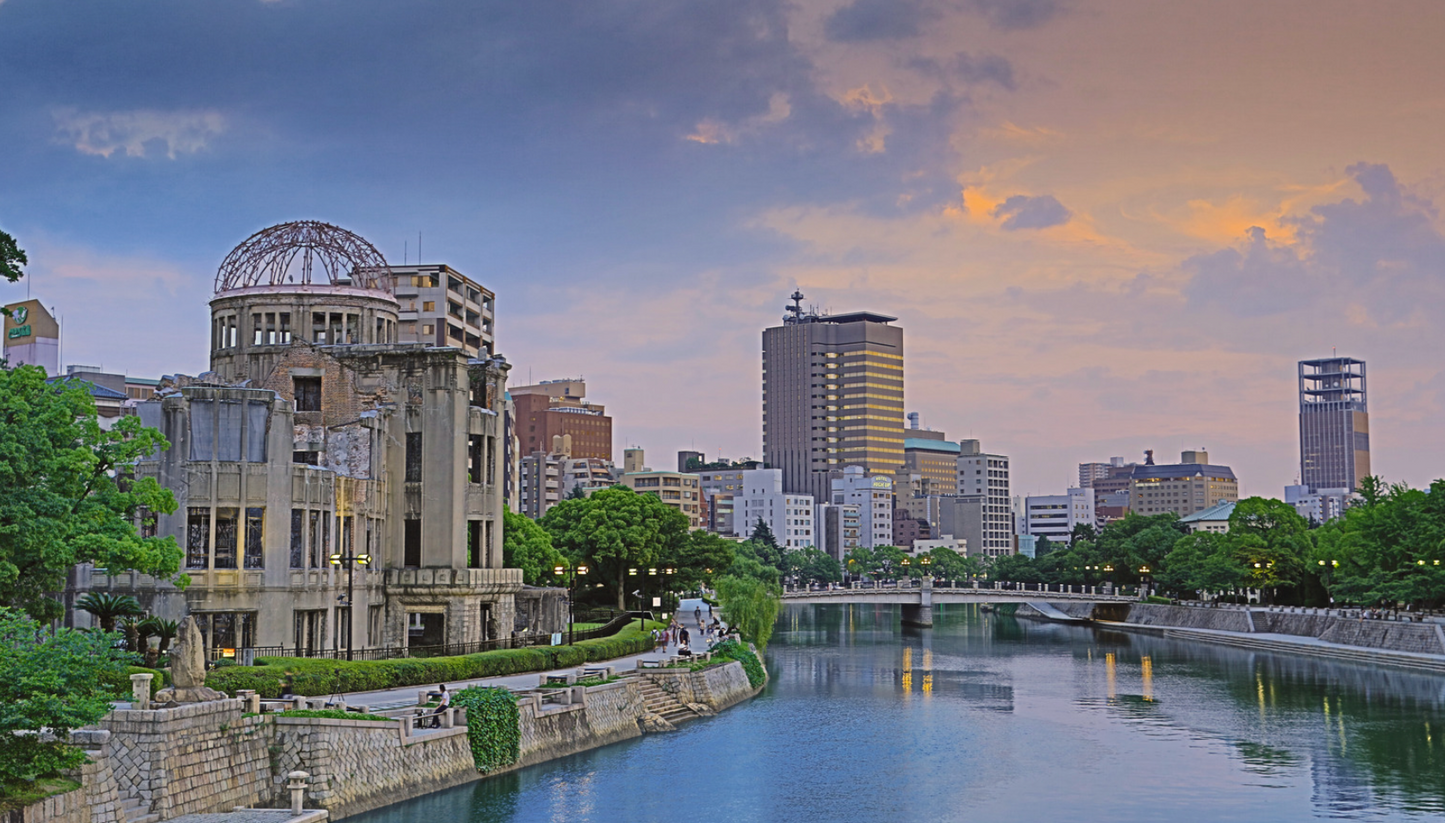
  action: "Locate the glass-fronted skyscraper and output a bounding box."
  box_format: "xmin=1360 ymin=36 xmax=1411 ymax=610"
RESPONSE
xmin=1299 ymin=357 xmax=1370 ymax=492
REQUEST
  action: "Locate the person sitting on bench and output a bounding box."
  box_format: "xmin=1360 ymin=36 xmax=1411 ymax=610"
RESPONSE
xmin=427 ymin=684 xmax=449 ymax=728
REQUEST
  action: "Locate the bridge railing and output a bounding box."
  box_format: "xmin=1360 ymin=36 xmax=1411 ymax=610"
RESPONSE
xmin=782 ymin=580 xmax=1141 ymax=599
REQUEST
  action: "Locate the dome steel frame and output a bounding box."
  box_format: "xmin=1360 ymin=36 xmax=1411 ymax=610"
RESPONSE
xmin=215 ymin=220 xmax=392 ymax=294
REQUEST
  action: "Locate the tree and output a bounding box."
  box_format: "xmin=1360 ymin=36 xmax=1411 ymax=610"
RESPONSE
xmin=0 ymin=608 xmax=132 ymax=784
xmin=566 ymin=484 xmax=587 ymax=500
xmin=843 ymin=546 xmax=875 ymax=580
xmin=783 ymin=548 xmax=841 ymax=584
xmin=137 ymin=616 xmax=177 ymax=667
xmin=1070 ymin=522 xmax=1098 ymax=545
xmin=725 ymin=541 xmax=781 ymax=586
xmin=502 ymin=510 xmax=567 ymax=586
xmin=74 ymin=592 xmax=144 ymax=633
xmin=714 ymin=574 xmax=781 ymax=650
xmin=747 ymin=518 xmax=783 ymax=569
xmin=0 ymin=228 xmax=24 ymax=287
xmin=540 ymin=485 xmax=689 ymax=609
xmin=671 ymin=530 xmax=736 ymax=592
xmin=922 ymin=547 xmax=978 ymax=581
xmin=0 ymin=366 xmax=182 ymax=621
xmin=1034 ymin=535 xmax=1057 ymax=558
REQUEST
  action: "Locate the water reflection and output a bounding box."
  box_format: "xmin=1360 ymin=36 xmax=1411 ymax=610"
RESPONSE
xmin=351 ymin=604 xmax=1445 ymax=823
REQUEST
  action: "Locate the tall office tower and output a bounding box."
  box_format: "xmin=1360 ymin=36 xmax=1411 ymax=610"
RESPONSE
xmin=1299 ymin=357 xmax=1370 ymax=493
xmin=762 ymin=291 xmax=904 ymax=502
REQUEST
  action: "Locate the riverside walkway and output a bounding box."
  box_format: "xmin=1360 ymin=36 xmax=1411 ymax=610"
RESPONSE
xmin=333 ymin=599 xmax=722 ymax=712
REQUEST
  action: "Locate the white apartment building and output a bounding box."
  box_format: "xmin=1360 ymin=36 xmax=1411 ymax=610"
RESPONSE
xmin=1023 ymin=488 xmax=1095 ymax=543
xmin=735 ymin=469 xmax=816 ymax=549
xmin=830 ymin=466 xmax=894 ymax=548
xmin=956 ymin=443 xmax=1014 ymax=554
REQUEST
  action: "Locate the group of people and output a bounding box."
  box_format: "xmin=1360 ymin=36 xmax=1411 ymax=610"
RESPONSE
xmin=650 ymin=602 xmax=729 ymax=658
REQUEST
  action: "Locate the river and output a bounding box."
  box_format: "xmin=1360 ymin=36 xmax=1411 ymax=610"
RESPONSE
xmin=350 ymin=603 xmax=1445 ymax=822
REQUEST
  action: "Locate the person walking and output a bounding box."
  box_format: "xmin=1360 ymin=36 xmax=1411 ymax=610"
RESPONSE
xmin=694 ymin=606 xmax=702 ymax=626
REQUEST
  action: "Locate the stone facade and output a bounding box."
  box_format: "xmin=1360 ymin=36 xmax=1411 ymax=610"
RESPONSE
xmin=64 ymin=242 xmax=520 ymax=656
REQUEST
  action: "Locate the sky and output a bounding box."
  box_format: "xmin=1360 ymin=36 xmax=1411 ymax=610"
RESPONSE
xmin=3 ymin=0 xmax=1445 ymax=499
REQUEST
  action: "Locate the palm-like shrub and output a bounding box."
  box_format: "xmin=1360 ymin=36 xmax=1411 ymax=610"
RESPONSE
xmin=75 ymin=593 xmax=144 ymax=633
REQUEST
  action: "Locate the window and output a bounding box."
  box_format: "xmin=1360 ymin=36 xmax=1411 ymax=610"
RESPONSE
xmin=244 ymin=507 xmax=264 ymax=569
xmin=187 ymin=508 xmax=210 ymax=569
xmin=368 ymin=605 xmax=384 ymax=646
xmin=309 ymin=510 xmax=325 ymax=569
xmin=213 ymin=508 xmax=238 ymax=569
xmin=404 ymin=519 xmax=422 ymax=567
xmin=468 ymin=435 xmax=483 ymax=483
xmin=290 ymin=509 xmax=305 ymax=569
xmin=407 ymin=430 xmax=421 ymax=479
xmin=294 ymin=376 xmax=322 ymax=412
xmin=468 ymin=520 xmax=482 ymax=568
xmin=422 ymin=301 xmax=435 ymax=312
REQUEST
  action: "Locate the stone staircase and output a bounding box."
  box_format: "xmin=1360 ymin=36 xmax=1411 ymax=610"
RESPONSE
xmin=120 ymin=794 xmax=159 ymax=823
xmin=636 ymin=678 xmax=698 ymax=725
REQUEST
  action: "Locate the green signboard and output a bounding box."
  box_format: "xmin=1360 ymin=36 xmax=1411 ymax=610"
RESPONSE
xmin=7 ymin=324 xmax=30 ymax=340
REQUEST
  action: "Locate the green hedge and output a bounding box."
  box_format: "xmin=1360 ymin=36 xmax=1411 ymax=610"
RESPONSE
xmin=99 ymin=666 xmax=169 ymax=699
xmin=206 ymin=622 xmax=661 ymax=698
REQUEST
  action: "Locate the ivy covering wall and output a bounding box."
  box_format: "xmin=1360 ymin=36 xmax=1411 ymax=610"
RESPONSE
xmin=452 ymin=686 xmax=520 ymax=773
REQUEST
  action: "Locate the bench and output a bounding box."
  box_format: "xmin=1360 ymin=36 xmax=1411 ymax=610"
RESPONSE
xmin=545 ymin=673 xmax=577 ymax=686
xmin=637 ymin=659 xmax=665 ymax=670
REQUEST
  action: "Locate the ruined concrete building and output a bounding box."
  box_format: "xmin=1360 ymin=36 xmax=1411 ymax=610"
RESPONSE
xmin=66 ymin=221 xmax=524 ymax=656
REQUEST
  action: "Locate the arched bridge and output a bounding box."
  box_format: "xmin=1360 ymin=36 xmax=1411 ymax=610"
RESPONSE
xmin=781 ymin=579 xmax=1141 ymax=627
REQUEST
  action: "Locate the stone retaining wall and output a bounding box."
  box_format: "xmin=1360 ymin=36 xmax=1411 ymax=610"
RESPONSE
xmin=1121 ymin=603 xmax=1255 ymax=633
xmin=99 ymin=699 xmax=272 ymax=820
xmin=639 ymin=660 xmax=756 ymax=714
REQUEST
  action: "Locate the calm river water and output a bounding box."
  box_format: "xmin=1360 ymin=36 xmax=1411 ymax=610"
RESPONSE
xmin=351 ymin=604 xmax=1445 ymax=823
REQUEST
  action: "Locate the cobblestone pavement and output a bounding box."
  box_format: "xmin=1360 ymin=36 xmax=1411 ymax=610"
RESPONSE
xmin=338 ymin=599 xmax=724 ymax=711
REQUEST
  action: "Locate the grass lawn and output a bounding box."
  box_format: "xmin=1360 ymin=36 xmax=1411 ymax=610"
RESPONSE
xmin=0 ymin=777 xmax=82 ymax=812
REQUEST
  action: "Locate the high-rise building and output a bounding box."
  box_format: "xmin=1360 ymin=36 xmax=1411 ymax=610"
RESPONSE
xmin=3 ymin=299 xmax=60 ymax=375
xmin=733 ymin=469 xmax=815 ymax=549
xmin=1299 ymin=357 xmax=1370 ymax=493
xmin=510 ymin=379 xmax=612 ymax=461
xmin=955 ymin=442 xmax=1013 ymax=554
xmin=816 ymin=503 xmax=862 ymax=562
xmin=619 ymin=469 xmax=703 ymax=530
xmin=1129 ymin=449 xmax=1238 ymax=516
xmin=762 ymin=291 xmax=904 ymax=502
xmin=829 ymin=466 xmax=894 ymax=548
xmin=389 ymin=264 xmax=496 ymax=358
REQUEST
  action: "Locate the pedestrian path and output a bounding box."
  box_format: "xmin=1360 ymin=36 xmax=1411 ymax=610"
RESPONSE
xmin=334 ymin=598 xmax=723 ymax=711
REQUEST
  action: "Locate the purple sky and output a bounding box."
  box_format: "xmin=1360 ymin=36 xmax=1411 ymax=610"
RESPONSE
xmin=3 ymin=0 xmax=1444 ymax=498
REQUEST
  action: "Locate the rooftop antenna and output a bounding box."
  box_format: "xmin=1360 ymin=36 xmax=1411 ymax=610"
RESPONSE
xmin=418 ymin=232 xmax=422 ymax=265
xmin=785 ymin=289 xmax=805 ymax=322
xmin=404 ymin=240 xmax=408 ymax=265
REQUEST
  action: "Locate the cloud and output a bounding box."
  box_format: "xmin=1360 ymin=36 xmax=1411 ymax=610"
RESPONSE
xmin=992 ymin=194 xmax=1072 ymax=230
xmin=684 ymin=92 xmax=792 ymax=145
xmin=1185 ymin=162 xmax=1445 ymax=325
xmin=824 ymin=0 xmax=935 ymax=42
xmin=905 ymin=52 xmax=1016 ymax=90
xmin=52 ymin=108 xmax=224 ymax=159
xmin=967 ymin=0 xmax=1066 ymax=30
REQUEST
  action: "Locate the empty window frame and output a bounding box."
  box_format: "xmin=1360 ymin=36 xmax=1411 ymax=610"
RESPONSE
xmin=293 ymin=377 xmax=322 ymax=412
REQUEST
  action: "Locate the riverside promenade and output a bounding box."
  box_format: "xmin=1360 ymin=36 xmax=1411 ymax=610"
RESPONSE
xmin=334 ymin=598 xmax=723 ymax=711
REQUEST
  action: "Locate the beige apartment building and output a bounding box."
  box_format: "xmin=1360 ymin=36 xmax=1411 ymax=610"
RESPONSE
xmin=763 ymin=290 xmax=905 ymax=502
xmin=390 ymin=264 xmax=496 ymax=358
xmin=1128 ymin=450 xmax=1239 ymax=517
xmin=620 ymin=470 xmax=703 ymax=530
xmin=65 ymin=221 xmax=523 ymax=657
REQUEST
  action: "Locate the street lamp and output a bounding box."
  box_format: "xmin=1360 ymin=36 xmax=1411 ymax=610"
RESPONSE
xmin=329 ymin=551 xmax=372 ymax=661
xmin=553 ymin=563 xmax=589 ymax=645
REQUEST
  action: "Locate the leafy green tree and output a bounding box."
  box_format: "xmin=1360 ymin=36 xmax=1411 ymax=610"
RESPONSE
xmin=0 ymin=608 xmax=132 ymax=784
xmin=502 ymin=510 xmax=567 ymax=586
xmin=783 ymin=548 xmax=842 ymax=584
xmin=565 ymin=484 xmax=587 ymax=500
xmin=0 ymin=366 xmax=182 ymax=621
xmin=725 ymin=540 xmax=781 ymax=586
xmin=843 ymin=546 xmax=875 ymax=580
xmin=74 ymin=592 xmax=144 ymax=633
xmin=540 ymin=485 xmax=689 ymax=609
xmin=1034 ymin=535 xmax=1058 ymax=558
xmin=988 ymin=553 xmax=1043 ymax=583
xmin=0 ymin=229 xmax=24 ymax=287
xmin=1070 ymin=522 xmax=1098 ymax=545
xmin=714 ymin=574 xmax=781 ymax=650
xmin=1228 ymin=497 xmax=1312 ymax=601
xmin=671 ymin=530 xmax=736 ymax=591
xmin=921 ymin=547 xmax=981 ymax=581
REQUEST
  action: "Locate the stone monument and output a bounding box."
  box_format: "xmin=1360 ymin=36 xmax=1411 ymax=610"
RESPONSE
xmin=154 ymin=616 xmax=227 ymax=704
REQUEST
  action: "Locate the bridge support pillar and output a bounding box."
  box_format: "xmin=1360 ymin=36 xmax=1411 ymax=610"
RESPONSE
xmin=901 ymin=577 xmax=934 ymax=628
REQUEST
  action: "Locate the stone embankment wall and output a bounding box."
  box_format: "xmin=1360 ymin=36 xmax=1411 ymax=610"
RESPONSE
xmin=100 ymin=699 xmax=273 ymax=820
xmin=15 ymin=660 xmax=763 ymax=823
xmin=640 ymin=659 xmax=757 ymax=713
xmin=1037 ymin=602 xmax=1445 ymax=657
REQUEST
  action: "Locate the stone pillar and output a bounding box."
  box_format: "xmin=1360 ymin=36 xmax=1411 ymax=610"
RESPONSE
xmin=287 ymin=771 xmax=310 ymax=814
xmin=130 ymin=673 xmax=154 ymax=710
xmin=901 ymin=578 xmax=933 ymax=628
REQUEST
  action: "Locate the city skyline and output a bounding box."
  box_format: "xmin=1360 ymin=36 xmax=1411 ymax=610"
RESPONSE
xmin=5 ymin=1 xmax=1445 ymax=500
